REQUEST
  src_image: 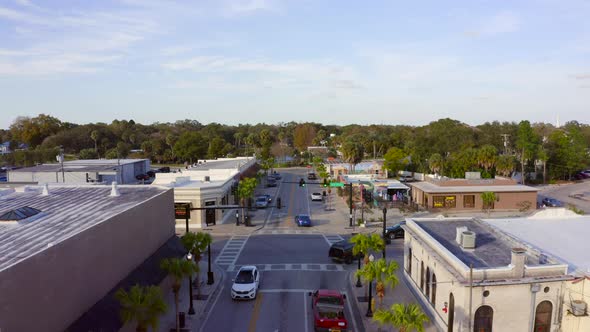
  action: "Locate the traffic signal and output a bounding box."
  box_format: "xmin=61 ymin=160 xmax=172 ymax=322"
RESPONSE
xmin=299 ymin=178 xmax=306 ymax=187
xmin=322 ymin=179 xmax=328 ymax=187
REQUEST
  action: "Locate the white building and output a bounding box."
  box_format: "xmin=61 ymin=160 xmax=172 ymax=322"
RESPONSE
xmin=7 ymin=159 xmax=150 ymax=184
xmin=403 ymin=217 xmax=579 ymax=332
xmin=152 ymin=157 xmax=257 ymax=229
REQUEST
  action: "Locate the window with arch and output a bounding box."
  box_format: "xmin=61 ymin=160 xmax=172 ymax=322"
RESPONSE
xmin=407 ymin=247 xmax=412 ymax=275
xmin=420 ymin=261 xmax=425 ymax=291
xmin=431 ymin=273 xmax=437 ymax=306
xmin=534 ymin=301 xmax=553 ymax=332
xmin=447 ymin=293 xmax=454 ymax=332
xmin=474 ymin=305 xmax=493 ymax=332
xmin=425 ymin=267 xmax=431 ymax=298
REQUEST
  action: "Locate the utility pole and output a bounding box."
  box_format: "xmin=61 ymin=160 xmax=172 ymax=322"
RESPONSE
xmin=349 ymin=183 xmax=353 ymax=227
xmin=59 ymin=146 xmax=65 ymax=182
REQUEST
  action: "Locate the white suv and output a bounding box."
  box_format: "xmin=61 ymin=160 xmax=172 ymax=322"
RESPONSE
xmin=231 ymin=266 xmax=260 ymax=300
xmin=310 ymin=192 xmax=323 ymax=201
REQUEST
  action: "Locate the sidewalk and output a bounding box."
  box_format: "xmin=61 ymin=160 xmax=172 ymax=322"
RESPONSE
xmin=156 ymin=256 xmax=225 ymax=332
xmin=348 ymin=265 xmax=439 ymax=332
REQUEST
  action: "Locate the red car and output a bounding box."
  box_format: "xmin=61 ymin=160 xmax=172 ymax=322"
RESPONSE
xmin=308 ymin=289 xmax=348 ymax=332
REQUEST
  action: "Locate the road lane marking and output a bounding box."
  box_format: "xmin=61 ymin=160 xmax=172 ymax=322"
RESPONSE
xmin=247 ymin=292 xmax=263 ymax=332
xmin=259 ymin=288 xmax=313 ymax=293
xmin=282 ymin=177 xmax=297 ymax=227
xmin=303 ymin=291 xmax=309 ymax=332
xmin=215 ymin=235 xmax=250 ymax=266
xmin=227 ymin=263 xmax=345 ymax=272
xmin=198 ymin=284 xmax=225 ymax=332
xmin=344 ymin=289 xmax=359 ymax=332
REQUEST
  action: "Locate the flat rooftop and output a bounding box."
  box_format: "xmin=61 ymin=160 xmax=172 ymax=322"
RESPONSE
xmin=414 ymin=218 xmax=541 ymax=269
xmin=410 ymin=181 xmax=538 ymax=193
xmin=0 ymin=185 xmax=169 ymax=272
xmin=185 ymin=157 xmax=255 ymax=171
xmin=485 ymin=215 xmax=590 ymax=275
xmin=9 ymin=159 xmax=148 ymax=173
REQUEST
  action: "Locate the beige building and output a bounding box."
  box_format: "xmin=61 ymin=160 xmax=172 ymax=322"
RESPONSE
xmin=325 ymin=160 xmax=387 ymax=179
xmin=0 ymin=183 xmax=175 ymax=332
xmin=403 ymin=217 xmax=579 ymax=332
xmin=151 ymin=157 xmax=257 ymax=229
xmin=409 ymin=176 xmax=538 ymax=212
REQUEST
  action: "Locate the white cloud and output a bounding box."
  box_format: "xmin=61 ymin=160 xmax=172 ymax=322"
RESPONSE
xmin=225 ymin=0 xmax=279 ymax=15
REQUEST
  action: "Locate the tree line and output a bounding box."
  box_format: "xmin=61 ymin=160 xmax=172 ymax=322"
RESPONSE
xmin=1 ymin=114 xmax=588 ymax=182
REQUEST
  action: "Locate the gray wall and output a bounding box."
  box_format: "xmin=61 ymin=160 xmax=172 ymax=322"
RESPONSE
xmin=0 ymin=189 xmax=175 ymax=332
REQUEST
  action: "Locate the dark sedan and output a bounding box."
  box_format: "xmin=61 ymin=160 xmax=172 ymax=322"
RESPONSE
xmin=542 ymin=197 xmax=561 ymax=207
xmin=294 ymin=214 xmax=312 ymax=227
xmin=384 ymin=222 xmax=405 ymax=240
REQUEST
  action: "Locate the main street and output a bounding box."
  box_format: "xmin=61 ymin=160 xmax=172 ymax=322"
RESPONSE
xmin=200 ymin=169 xmax=366 ymax=332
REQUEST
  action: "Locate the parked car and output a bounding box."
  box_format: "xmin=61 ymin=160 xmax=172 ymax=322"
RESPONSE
xmin=158 ymin=166 xmax=171 ymax=173
xmin=231 ymin=266 xmax=260 ymax=300
xmin=329 ymin=240 xmax=362 ymax=264
xmin=399 ymin=174 xmax=414 ymax=182
xmin=266 ymin=178 xmax=277 ymax=187
xmin=294 ymin=214 xmax=312 ymax=227
xmin=135 ymin=174 xmax=149 ymax=181
xmin=310 ymin=192 xmax=323 ymax=201
xmin=271 ymin=172 xmax=282 ymax=180
xmin=384 ymin=222 xmax=405 ymax=241
xmin=308 ymin=289 xmax=348 ymax=332
xmin=307 ymin=172 xmax=317 ymax=180
xmin=255 ymin=196 xmax=269 ymax=208
xmin=542 ymin=197 xmax=561 ymax=207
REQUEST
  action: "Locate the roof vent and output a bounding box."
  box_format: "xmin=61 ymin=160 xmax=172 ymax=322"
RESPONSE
xmin=41 ymin=183 xmax=49 ymax=196
xmin=110 ymin=182 xmax=120 ymax=197
xmin=0 ymin=206 xmax=41 ymax=221
xmin=456 ymin=226 xmax=468 ymax=245
xmin=572 ymin=300 xmax=588 ymax=316
xmin=461 ymin=231 xmax=476 ymax=249
xmin=204 ymin=176 xmax=210 ymax=182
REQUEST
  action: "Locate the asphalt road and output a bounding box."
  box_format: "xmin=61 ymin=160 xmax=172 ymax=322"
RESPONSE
xmin=538 ymin=179 xmax=590 ymax=213
xmin=201 ymin=169 xmax=365 ymax=332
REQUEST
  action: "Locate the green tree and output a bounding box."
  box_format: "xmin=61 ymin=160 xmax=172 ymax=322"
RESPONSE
xmin=374 ymin=303 xmax=429 ymax=332
xmin=350 ymin=233 xmax=385 ymax=265
xmin=293 ymin=123 xmax=317 ymax=151
xmin=9 ymin=114 xmax=63 ymax=148
xmin=515 ymin=120 xmax=539 ymax=184
xmin=341 ymin=138 xmax=365 ymax=173
xmin=181 ymin=232 xmax=212 ymax=298
xmin=357 ymin=258 xmax=399 ymax=307
xmin=383 ymin=147 xmax=408 ymax=177
xmin=477 ymin=144 xmax=498 ymax=173
xmin=79 ymin=148 xmax=98 ymax=160
xmin=495 ymin=154 xmax=515 ymax=177
xmin=207 ymin=137 xmax=227 ymax=159
xmin=237 ymin=177 xmax=258 ymax=218
xmin=481 ymin=191 xmax=496 ymax=214
xmin=160 ymin=258 xmax=198 ymax=332
xmin=446 ymin=148 xmax=478 ymax=178
xmin=115 ymin=284 xmax=167 ymax=332
xmin=173 ymin=132 xmax=207 ymax=163
xmin=90 ymin=130 xmax=100 ymax=157
xmin=117 ymin=141 xmax=131 ymax=159
xmin=428 ymin=153 xmax=444 ymax=175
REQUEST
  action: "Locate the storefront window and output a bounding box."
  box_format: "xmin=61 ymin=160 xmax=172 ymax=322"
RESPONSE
xmin=464 ymin=195 xmax=475 ymax=208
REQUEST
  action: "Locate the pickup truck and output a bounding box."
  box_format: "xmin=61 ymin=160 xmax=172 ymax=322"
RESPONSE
xmin=309 ymin=289 xmax=348 ymax=332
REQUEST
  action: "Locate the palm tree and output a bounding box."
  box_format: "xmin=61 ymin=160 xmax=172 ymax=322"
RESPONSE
xmin=481 ymin=191 xmax=496 ymax=215
xmin=115 ymin=284 xmax=167 ymax=332
xmin=341 ymin=138 xmax=364 ymax=173
xmin=477 ymin=144 xmax=497 ymax=173
xmin=160 ymin=258 xmax=198 ymax=332
xmin=428 ymin=153 xmax=444 ymax=175
xmin=90 ymin=130 xmax=100 ymax=157
xmin=357 ymin=258 xmax=399 ymax=307
xmin=374 ymin=303 xmax=429 ymax=332
xmin=181 ymin=231 xmax=212 ymax=298
xmin=495 ymin=154 xmax=515 ymax=177
xmin=350 ymin=233 xmax=385 ymax=265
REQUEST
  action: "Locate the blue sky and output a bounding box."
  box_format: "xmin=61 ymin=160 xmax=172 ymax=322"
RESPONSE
xmin=0 ymin=0 xmax=589 ymax=129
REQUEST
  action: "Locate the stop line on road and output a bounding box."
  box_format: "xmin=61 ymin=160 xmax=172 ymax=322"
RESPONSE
xmin=226 ymin=263 xmax=346 ymax=272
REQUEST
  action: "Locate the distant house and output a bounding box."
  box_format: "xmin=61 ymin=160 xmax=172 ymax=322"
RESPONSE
xmin=324 ymin=160 xmax=388 ymax=179
xmin=0 ymin=142 xmax=11 ymax=155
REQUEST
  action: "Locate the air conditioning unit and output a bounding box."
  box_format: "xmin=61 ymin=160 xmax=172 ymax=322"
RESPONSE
xmin=204 ymin=176 xmax=210 ymax=182
xmin=456 ymin=227 xmax=468 ymax=245
xmin=461 ymin=231 xmax=476 ymax=249
xmin=572 ymin=300 xmax=587 ymax=316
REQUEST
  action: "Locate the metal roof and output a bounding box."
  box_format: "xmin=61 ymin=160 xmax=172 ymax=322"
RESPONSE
xmin=0 ymin=185 xmax=169 ymax=272
xmin=9 ymin=159 xmax=148 ymax=173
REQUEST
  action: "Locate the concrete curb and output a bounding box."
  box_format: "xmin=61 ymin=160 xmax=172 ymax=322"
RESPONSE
xmin=192 ymin=262 xmax=226 ymax=332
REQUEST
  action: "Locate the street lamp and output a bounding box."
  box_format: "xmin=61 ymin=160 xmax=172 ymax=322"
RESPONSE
xmin=235 ymin=210 xmax=240 ymax=226
xmin=366 ymin=254 xmax=375 ymax=317
xmin=185 ymin=252 xmax=196 ymax=315
xmin=356 ymin=252 xmax=362 ymax=288
xmin=382 ymin=207 xmax=387 ymax=259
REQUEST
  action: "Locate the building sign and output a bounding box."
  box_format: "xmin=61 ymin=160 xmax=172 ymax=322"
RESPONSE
xmin=174 ymin=203 xmax=191 ymax=219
